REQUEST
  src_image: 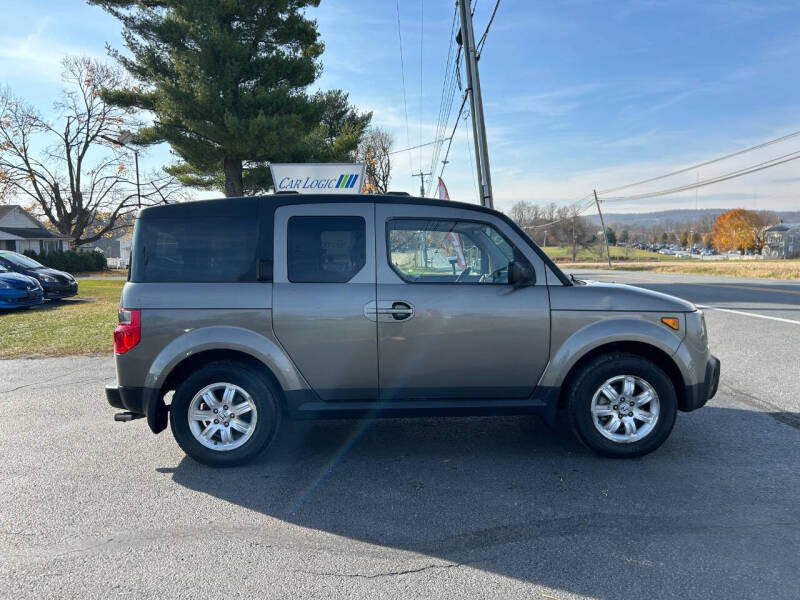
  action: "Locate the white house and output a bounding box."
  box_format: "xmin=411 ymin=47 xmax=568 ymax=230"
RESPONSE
xmin=0 ymin=205 xmax=72 ymax=253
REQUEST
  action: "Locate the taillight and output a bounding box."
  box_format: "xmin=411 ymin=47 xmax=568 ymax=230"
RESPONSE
xmin=114 ymin=308 xmax=141 ymax=354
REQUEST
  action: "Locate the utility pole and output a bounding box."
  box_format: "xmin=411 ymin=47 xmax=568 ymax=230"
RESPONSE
xmin=133 ymin=149 xmax=141 ymax=209
xmin=412 ymin=171 xmax=431 ymax=197
xmin=101 ymin=130 xmax=141 ymax=208
xmin=457 ymin=0 xmax=493 ymax=208
xmin=594 ymin=189 xmax=612 ymax=268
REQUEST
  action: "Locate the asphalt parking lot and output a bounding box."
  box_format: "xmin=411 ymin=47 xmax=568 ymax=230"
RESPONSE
xmin=1 ymin=271 xmax=799 ymax=599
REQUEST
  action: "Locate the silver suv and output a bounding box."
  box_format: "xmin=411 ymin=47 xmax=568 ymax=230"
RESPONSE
xmin=106 ymin=194 xmax=719 ymax=467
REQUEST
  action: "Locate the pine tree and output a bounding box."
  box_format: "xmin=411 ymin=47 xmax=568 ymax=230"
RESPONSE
xmin=90 ymin=0 xmax=345 ymax=197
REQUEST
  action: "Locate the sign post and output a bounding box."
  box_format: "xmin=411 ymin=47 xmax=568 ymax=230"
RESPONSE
xmin=269 ymin=163 xmax=366 ymax=195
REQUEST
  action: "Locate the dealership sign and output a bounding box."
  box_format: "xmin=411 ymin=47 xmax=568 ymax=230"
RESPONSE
xmin=270 ymin=163 xmax=366 ymax=194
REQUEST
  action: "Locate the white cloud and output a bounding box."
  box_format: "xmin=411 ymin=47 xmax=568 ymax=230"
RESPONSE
xmin=0 ymin=18 xmax=102 ymax=85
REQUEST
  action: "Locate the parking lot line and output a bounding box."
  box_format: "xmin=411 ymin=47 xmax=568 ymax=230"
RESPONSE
xmin=696 ymin=304 xmax=800 ymax=325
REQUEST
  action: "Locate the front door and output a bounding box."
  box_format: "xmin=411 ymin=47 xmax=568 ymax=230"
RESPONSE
xmin=376 ymin=203 xmax=551 ymax=400
xmin=272 ymin=203 xmax=378 ymax=401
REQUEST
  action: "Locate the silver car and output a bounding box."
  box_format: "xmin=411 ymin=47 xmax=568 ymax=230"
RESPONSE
xmin=106 ymin=194 xmax=719 ymax=467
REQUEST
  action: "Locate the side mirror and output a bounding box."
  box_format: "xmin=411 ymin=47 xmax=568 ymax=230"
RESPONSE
xmin=508 ymin=260 xmax=535 ymax=286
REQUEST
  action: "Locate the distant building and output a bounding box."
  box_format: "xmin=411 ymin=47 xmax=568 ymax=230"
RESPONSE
xmin=763 ymin=223 xmax=800 ymax=259
xmin=86 ymin=231 xmax=133 ymax=259
xmin=84 ymin=231 xmax=133 ymax=268
xmin=0 ymin=205 xmax=71 ymax=253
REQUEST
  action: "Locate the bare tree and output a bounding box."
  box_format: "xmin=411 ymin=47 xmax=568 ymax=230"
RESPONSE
xmin=509 ymin=200 xmax=538 ymax=227
xmin=0 ymin=56 xmax=183 ymax=246
xmin=357 ymin=127 xmax=393 ymax=194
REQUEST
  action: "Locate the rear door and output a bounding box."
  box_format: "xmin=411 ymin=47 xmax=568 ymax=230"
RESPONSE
xmin=375 ymin=203 xmax=550 ymax=400
xmin=272 ymin=203 xmax=378 ymax=401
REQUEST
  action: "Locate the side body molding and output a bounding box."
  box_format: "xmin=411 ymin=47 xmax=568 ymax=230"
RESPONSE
xmin=539 ymin=313 xmax=688 ymax=389
xmin=145 ymin=325 xmax=311 ymax=394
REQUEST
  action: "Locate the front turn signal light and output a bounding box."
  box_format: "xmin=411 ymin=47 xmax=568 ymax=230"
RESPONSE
xmin=661 ymin=317 xmax=680 ymax=331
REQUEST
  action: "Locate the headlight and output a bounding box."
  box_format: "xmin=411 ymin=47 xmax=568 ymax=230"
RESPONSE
xmin=40 ymin=274 xmax=56 ymax=283
xmin=0 ymin=281 xmax=11 ymax=289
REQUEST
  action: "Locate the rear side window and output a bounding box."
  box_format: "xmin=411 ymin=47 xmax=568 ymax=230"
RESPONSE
xmin=287 ymin=216 xmax=366 ymax=283
xmin=131 ymin=217 xmax=258 ymax=282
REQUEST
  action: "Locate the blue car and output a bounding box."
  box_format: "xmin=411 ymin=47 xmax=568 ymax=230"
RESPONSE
xmin=0 ymin=251 xmax=78 ymax=299
xmin=0 ymin=263 xmax=43 ymax=309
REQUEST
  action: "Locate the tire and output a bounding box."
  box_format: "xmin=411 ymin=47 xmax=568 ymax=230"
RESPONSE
xmin=566 ymin=352 xmax=677 ymax=458
xmin=169 ymin=361 xmax=281 ymax=467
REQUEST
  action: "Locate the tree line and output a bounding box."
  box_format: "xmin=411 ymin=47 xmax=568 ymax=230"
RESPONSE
xmin=509 ymin=200 xmax=599 ymax=261
xmin=0 ymin=0 xmax=394 ymax=247
xmin=509 ymin=200 xmax=781 ymax=256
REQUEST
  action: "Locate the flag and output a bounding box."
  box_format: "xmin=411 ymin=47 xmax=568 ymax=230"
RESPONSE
xmin=437 ymin=177 xmax=450 ymax=200
xmin=437 ymin=177 xmax=465 ymax=267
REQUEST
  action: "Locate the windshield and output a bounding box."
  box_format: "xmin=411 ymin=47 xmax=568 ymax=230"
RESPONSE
xmin=0 ymin=251 xmax=43 ymax=269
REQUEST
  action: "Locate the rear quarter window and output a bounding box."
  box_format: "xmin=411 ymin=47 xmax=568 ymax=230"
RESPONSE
xmin=131 ymin=217 xmax=258 ymax=282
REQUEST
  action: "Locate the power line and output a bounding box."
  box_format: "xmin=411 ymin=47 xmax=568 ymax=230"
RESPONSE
xmin=603 ymin=149 xmax=800 ymax=203
xmin=418 ymin=0 xmax=424 ymax=177
xmin=476 ymin=0 xmax=500 ymax=56
xmin=438 ymin=93 xmax=468 ymax=181
xmin=389 ymin=138 xmax=450 ymax=156
xmin=598 ymin=128 xmax=800 ymax=195
xmin=525 ymin=196 xmax=596 ymax=230
xmin=425 ymin=4 xmax=460 ymax=195
xmin=395 ymin=0 xmax=412 ymax=170
xmin=464 ymin=108 xmax=480 ymax=202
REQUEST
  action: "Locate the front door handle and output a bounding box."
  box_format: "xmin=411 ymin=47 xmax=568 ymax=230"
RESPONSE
xmin=363 ymin=301 xmax=415 ymax=322
xmin=381 ymin=301 xmax=414 ymax=321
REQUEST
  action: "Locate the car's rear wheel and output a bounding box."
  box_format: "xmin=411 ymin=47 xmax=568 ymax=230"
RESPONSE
xmin=170 ymin=361 xmax=281 ymax=467
xmin=567 ymin=353 xmax=677 ymax=457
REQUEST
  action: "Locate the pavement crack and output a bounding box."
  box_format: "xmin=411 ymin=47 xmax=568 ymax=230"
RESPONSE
xmin=0 ymin=376 xmax=109 ymax=398
xmin=293 ymin=562 xmax=465 ymax=579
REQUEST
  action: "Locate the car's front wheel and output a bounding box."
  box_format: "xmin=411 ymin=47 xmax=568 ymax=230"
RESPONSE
xmin=170 ymin=361 xmax=281 ymax=467
xmin=567 ymin=353 xmax=677 ymax=457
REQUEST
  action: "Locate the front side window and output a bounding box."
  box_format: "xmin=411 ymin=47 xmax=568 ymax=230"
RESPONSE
xmin=287 ymin=216 xmax=366 ymax=283
xmin=388 ymin=219 xmax=523 ymax=284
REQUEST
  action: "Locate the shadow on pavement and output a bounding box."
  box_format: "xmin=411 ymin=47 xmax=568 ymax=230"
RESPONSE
xmin=167 ymin=407 xmax=800 ymax=599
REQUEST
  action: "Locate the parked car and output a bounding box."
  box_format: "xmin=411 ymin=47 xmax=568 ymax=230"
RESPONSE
xmin=106 ymin=194 xmax=720 ymax=467
xmin=0 ymin=251 xmax=78 ymax=299
xmin=0 ymin=263 xmax=43 ymax=309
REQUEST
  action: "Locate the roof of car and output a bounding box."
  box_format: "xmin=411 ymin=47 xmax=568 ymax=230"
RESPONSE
xmin=137 ymin=193 xmax=503 ymax=220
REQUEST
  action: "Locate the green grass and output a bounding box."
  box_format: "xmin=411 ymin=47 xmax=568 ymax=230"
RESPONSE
xmin=542 ymin=245 xmax=691 ymax=262
xmin=0 ymin=280 xmax=124 ymax=358
xmin=563 ymin=259 xmax=800 ymax=280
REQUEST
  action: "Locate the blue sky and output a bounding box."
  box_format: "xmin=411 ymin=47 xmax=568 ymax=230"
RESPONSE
xmin=2 ymin=0 xmax=800 ymax=213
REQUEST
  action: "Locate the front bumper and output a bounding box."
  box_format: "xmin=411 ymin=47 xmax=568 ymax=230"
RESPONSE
xmin=43 ymin=281 xmax=78 ymax=299
xmin=0 ymin=289 xmax=44 ymax=308
xmin=683 ymin=355 xmax=720 ymax=412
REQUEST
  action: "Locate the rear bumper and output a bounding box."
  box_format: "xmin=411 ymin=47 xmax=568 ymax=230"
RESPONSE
xmin=105 ymin=384 xmax=168 ymax=433
xmin=683 ymin=355 xmax=720 ymax=412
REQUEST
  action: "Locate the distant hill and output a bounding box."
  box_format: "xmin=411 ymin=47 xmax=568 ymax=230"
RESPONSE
xmin=586 ymin=208 xmax=800 ymax=229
